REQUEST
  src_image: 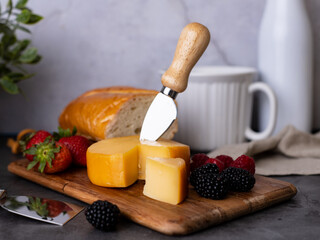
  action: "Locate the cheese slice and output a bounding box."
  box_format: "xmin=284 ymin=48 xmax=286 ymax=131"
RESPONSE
xmin=139 ymin=139 xmax=190 ymax=179
xmin=143 ymin=157 xmax=188 ymax=205
xmin=87 ymin=135 xmax=190 ymax=187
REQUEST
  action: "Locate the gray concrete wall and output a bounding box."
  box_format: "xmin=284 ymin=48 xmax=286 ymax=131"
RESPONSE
xmin=0 ymin=0 xmax=319 ymax=133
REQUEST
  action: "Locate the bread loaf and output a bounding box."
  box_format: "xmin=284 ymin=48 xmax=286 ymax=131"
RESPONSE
xmin=59 ymin=86 xmax=178 ymax=141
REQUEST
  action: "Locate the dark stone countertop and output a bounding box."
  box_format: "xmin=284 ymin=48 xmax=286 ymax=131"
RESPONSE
xmin=0 ymin=136 xmax=319 ymax=240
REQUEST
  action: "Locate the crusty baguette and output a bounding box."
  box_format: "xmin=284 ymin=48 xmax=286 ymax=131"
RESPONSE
xmin=59 ymin=86 xmax=178 ymax=141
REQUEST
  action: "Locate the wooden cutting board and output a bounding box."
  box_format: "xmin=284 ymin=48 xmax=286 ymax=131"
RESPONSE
xmin=8 ymin=159 xmax=297 ymax=235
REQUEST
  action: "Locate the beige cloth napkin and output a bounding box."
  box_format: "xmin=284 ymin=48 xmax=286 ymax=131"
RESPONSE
xmin=208 ymin=125 xmax=320 ymax=175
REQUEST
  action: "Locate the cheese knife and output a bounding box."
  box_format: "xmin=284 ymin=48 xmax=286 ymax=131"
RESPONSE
xmin=0 ymin=189 xmax=84 ymax=226
xmin=140 ymin=22 xmax=210 ymax=141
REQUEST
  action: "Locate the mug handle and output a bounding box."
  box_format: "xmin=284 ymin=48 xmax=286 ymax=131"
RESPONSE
xmin=245 ymin=82 xmax=277 ymax=140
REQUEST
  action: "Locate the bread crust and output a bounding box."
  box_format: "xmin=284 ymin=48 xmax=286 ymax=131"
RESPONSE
xmin=59 ymin=86 xmax=178 ymax=140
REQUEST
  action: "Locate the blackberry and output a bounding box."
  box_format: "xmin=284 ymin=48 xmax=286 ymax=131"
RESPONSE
xmin=189 ymin=163 xmax=220 ymax=186
xmin=194 ymin=173 xmax=229 ymax=200
xmin=221 ymin=167 xmax=255 ymax=192
xmin=85 ymin=200 xmax=120 ymax=231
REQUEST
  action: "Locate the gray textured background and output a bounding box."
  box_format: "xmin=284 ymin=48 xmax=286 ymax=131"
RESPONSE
xmin=0 ymin=0 xmax=319 ymax=134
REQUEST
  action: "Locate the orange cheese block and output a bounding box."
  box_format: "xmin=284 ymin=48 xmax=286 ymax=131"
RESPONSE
xmin=86 ymin=136 xmax=190 ymax=187
xmin=143 ymin=157 xmax=188 ymax=205
xmin=86 ymin=136 xmax=140 ymax=187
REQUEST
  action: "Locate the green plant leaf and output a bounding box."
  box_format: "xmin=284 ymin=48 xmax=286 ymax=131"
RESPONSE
xmin=2 ymin=34 xmax=16 ymax=47
xmin=16 ymin=9 xmax=31 ymax=23
xmin=7 ymin=72 xmax=24 ymax=79
xmin=0 ymin=43 xmax=3 ymax=57
xmin=0 ymin=0 xmax=42 ymax=95
xmin=0 ymin=76 xmax=19 ymax=94
xmin=15 ymin=0 xmax=28 ymax=9
xmin=0 ymin=25 xmax=15 ymax=55
xmin=7 ymin=0 xmax=13 ymax=11
xmin=11 ymin=24 xmax=31 ymax=33
xmin=19 ymin=47 xmax=37 ymax=63
xmin=26 ymin=14 xmax=43 ymax=24
xmin=29 ymin=54 xmax=41 ymax=64
xmin=0 ymin=23 xmax=13 ymax=35
xmin=11 ymin=39 xmax=30 ymax=58
xmin=6 ymin=72 xmax=33 ymax=83
xmin=0 ymin=63 xmax=11 ymax=75
xmin=17 ymin=39 xmax=31 ymax=50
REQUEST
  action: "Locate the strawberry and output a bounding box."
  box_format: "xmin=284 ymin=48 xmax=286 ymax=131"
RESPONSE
xmin=25 ymin=138 xmax=72 ymax=174
xmin=216 ymin=155 xmax=234 ymax=168
xmin=190 ymin=153 xmax=209 ymax=171
xmin=54 ymin=126 xmax=91 ymax=167
xmin=230 ymin=155 xmax=255 ymax=175
xmin=20 ymin=130 xmax=53 ymax=161
xmin=204 ymin=158 xmax=225 ymax=172
xmin=58 ymin=136 xmax=91 ymax=166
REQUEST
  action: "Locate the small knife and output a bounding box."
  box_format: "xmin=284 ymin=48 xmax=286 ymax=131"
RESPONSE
xmin=140 ymin=22 xmax=210 ymax=141
xmin=0 ymin=189 xmax=84 ymax=226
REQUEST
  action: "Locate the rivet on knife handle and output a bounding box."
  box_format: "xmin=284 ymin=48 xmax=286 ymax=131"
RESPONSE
xmin=161 ymin=22 xmax=210 ymax=93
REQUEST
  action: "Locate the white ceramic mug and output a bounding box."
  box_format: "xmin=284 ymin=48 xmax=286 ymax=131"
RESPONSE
xmin=174 ymin=66 xmax=277 ymax=151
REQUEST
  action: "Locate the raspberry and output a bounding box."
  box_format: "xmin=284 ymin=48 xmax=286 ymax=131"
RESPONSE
xmin=194 ymin=173 xmax=229 ymax=200
xmin=190 ymin=153 xmax=209 ymax=171
xmin=221 ymin=167 xmax=255 ymax=192
xmin=230 ymin=155 xmax=255 ymax=175
xmin=216 ymin=155 xmax=234 ymax=168
xmin=189 ymin=163 xmax=219 ymax=186
xmin=85 ymin=200 xmax=120 ymax=231
xmin=204 ymin=158 xmax=225 ymax=172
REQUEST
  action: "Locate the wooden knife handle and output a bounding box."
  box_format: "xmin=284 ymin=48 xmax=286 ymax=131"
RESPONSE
xmin=161 ymin=22 xmax=210 ymax=93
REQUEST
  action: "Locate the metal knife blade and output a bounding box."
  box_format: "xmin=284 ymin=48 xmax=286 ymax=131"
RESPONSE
xmin=140 ymin=22 xmax=210 ymax=141
xmin=0 ymin=189 xmax=84 ymax=226
xmin=140 ymin=89 xmax=177 ymax=141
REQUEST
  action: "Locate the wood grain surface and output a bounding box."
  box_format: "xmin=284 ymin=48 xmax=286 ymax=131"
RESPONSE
xmin=8 ymin=159 xmax=297 ymax=235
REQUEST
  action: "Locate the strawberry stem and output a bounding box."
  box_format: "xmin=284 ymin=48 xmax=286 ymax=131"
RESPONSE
xmin=19 ymin=132 xmax=36 ymax=154
xmin=25 ymin=138 xmax=60 ymax=173
xmin=53 ymin=126 xmax=77 ymax=141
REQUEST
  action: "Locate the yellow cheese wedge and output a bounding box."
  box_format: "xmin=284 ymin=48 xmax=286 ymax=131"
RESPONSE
xmin=143 ymin=157 xmax=188 ymax=205
xmin=139 ymin=139 xmax=190 ymax=179
xmin=87 ymin=136 xmax=190 ymax=187
xmin=86 ymin=136 xmax=140 ymax=187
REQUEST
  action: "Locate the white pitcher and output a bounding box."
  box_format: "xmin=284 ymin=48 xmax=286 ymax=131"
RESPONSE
xmin=258 ymin=0 xmax=313 ymax=134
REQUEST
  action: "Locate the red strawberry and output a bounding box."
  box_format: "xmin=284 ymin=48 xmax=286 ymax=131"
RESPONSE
xmin=22 ymin=130 xmax=53 ymax=161
xmin=58 ymin=135 xmax=91 ymax=167
xmin=26 ymin=139 xmax=72 ymax=174
xmin=53 ymin=126 xmax=91 ymax=167
xmin=230 ymin=155 xmax=255 ymax=175
xmin=190 ymin=153 xmax=209 ymax=171
xmin=204 ymin=158 xmax=225 ymax=172
xmin=216 ymin=155 xmax=234 ymax=168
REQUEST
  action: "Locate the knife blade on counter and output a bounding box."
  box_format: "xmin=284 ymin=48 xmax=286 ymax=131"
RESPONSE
xmin=0 ymin=189 xmax=84 ymax=226
xmin=140 ymin=22 xmax=210 ymax=141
